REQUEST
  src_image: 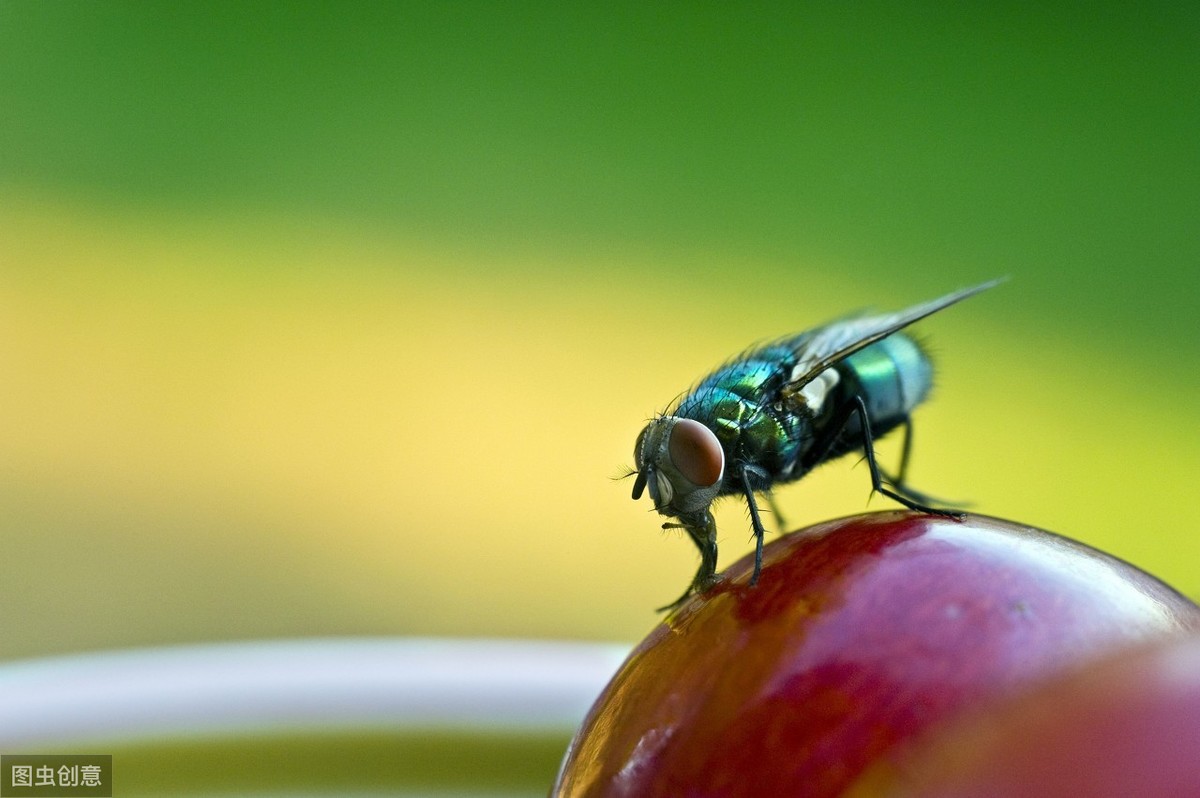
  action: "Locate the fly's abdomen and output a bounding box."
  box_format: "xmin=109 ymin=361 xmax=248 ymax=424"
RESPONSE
xmin=839 ymin=333 xmax=932 ymax=429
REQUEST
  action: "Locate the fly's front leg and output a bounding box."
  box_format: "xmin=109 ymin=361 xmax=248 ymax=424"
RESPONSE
xmin=739 ymin=464 xmax=769 ymax=586
xmin=658 ymin=511 xmax=718 ymax=612
xmin=820 ymin=397 xmax=964 ymax=520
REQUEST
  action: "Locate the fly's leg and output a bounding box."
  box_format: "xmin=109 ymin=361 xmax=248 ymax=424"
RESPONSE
xmin=895 ymin=415 xmax=914 ymax=484
xmin=747 ymin=403 xmax=787 ymax=532
xmin=739 ymin=464 xmax=769 ymax=586
xmin=658 ymin=511 xmax=719 ymax=612
xmin=877 ymin=418 xmax=969 ymax=508
xmin=655 ymin=574 xmax=695 ymax=613
xmin=765 ymin=491 xmax=788 ymax=534
xmin=818 ymin=396 xmax=965 ymax=520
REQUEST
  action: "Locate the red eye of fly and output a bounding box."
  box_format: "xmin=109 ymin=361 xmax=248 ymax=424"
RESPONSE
xmin=668 ymin=419 xmax=724 ymax=488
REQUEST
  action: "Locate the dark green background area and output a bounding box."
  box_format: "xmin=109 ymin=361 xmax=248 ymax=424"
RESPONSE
xmin=2 ymin=2 xmax=1197 ymax=356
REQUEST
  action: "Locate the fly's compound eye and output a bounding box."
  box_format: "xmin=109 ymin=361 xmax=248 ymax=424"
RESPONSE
xmin=668 ymin=419 xmax=724 ymax=488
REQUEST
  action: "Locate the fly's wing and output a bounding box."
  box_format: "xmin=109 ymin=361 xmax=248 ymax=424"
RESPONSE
xmin=782 ymin=279 xmax=1002 ymax=392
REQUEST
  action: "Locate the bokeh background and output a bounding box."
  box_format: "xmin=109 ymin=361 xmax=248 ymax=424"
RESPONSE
xmin=2 ymin=3 xmax=1198 ymax=663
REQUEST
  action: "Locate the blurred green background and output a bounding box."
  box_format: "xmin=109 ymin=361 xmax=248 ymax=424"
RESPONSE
xmin=2 ymin=2 xmax=1197 ymax=662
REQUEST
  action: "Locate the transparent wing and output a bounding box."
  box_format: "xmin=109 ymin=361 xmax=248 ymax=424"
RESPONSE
xmin=781 ymin=278 xmax=1002 ymax=392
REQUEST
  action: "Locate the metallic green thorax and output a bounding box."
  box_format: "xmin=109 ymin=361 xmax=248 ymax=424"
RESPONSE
xmin=672 ymin=333 xmax=931 ymax=496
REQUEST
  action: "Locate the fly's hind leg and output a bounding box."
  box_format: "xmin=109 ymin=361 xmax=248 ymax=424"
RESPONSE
xmin=819 ymin=397 xmax=965 ymax=520
xmin=877 ymin=418 xmax=969 ymax=508
xmin=764 ymin=490 xmax=788 ymax=534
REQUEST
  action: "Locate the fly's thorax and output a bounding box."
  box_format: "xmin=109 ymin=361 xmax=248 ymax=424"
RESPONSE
xmin=632 ymin=416 xmax=725 ymax=516
xmin=676 ymin=388 xmax=807 ymax=486
xmin=839 ymin=334 xmax=933 ymax=422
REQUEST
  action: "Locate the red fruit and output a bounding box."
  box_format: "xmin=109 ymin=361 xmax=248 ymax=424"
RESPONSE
xmin=846 ymin=633 xmax=1200 ymax=798
xmin=552 ymin=512 xmax=1200 ymax=798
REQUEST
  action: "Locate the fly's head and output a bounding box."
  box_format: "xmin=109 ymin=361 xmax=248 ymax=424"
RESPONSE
xmin=632 ymin=416 xmax=725 ymax=519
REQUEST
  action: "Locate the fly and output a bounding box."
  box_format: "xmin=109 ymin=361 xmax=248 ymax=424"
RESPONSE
xmin=630 ymin=279 xmax=1001 ymax=610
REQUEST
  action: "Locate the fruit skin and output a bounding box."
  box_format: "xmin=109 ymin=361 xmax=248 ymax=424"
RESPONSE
xmin=552 ymin=512 xmax=1200 ymax=798
xmin=845 ymin=632 xmax=1200 ymax=798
